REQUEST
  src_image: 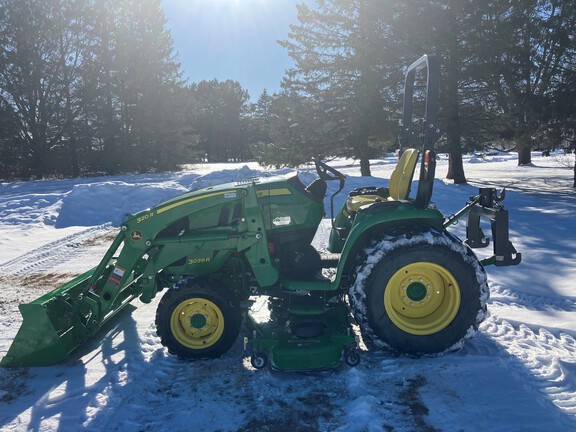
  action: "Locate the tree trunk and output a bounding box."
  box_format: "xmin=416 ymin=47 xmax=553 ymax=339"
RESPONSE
xmin=360 ymin=155 xmax=371 ymax=177
xmin=70 ymin=139 xmax=80 ymax=177
xmin=32 ymin=138 xmax=48 ymax=179
xmin=447 ymin=152 xmax=467 ymax=184
xmin=517 ymin=142 xmax=532 ymax=165
xmin=444 ymin=71 xmax=466 ymax=183
xmin=358 ymin=137 xmax=371 ymax=176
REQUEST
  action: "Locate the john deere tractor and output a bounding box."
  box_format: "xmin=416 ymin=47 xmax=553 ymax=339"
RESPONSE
xmin=1 ymin=55 xmax=520 ymax=371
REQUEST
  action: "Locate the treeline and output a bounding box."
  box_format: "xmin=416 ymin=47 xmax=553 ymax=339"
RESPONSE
xmin=1 ymin=0 xmax=576 ymax=181
xmin=0 ymin=0 xmax=267 ymax=180
xmin=0 ymin=0 xmax=187 ymax=178
xmin=261 ymin=0 xmax=576 ymax=181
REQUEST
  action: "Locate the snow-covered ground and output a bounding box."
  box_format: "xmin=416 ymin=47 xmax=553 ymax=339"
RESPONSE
xmin=0 ymin=152 xmax=575 ymax=431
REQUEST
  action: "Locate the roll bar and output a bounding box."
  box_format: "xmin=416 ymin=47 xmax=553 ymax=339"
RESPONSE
xmin=400 ymin=54 xmax=442 ymax=209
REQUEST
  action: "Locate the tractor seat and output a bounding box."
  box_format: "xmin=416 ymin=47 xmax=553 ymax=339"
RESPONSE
xmin=345 ymin=148 xmax=419 ymax=213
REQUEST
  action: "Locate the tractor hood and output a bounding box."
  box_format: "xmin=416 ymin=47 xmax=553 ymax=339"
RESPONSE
xmin=157 ymin=173 xmax=295 ymax=210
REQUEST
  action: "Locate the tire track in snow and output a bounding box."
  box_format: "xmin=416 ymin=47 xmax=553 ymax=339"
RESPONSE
xmin=0 ymin=224 xmax=115 ymax=277
xmin=481 ymin=315 xmax=576 ymax=425
xmin=490 ymin=282 xmax=576 ymax=312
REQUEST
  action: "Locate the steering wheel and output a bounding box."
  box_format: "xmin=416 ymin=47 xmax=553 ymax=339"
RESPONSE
xmin=314 ymin=158 xmax=346 ymax=182
xmin=313 ymin=158 xmax=346 ymax=194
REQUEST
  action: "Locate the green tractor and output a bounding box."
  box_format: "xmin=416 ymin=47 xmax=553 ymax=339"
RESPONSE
xmin=1 ymin=55 xmax=520 ymax=371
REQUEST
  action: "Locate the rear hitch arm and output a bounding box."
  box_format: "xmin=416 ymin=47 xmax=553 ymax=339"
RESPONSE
xmin=444 ymin=188 xmax=522 ymax=266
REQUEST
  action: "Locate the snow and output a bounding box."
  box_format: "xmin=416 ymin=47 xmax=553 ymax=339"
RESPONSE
xmin=1 ymin=152 xmax=576 ymax=431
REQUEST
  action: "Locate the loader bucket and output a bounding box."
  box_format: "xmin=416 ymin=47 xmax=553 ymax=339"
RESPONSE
xmin=2 ymin=228 xmax=148 ymax=368
xmin=0 ymin=269 xmax=98 ymax=367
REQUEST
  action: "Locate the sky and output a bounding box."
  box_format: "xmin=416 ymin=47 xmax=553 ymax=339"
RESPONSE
xmin=161 ymin=0 xmax=311 ymax=99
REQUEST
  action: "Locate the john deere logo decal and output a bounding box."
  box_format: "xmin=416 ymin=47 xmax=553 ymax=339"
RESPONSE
xmin=131 ymin=230 xmax=142 ymax=241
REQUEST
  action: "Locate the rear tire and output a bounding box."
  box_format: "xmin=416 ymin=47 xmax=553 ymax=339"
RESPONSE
xmin=155 ymin=278 xmax=242 ymax=359
xmin=348 ymin=229 xmax=488 ymax=355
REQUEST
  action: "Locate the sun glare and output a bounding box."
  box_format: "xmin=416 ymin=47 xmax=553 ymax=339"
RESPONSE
xmin=166 ymin=0 xmax=272 ymax=15
xmin=162 ymin=0 xmax=297 ymax=96
xmin=164 ymin=0 xmax=277 ymax=32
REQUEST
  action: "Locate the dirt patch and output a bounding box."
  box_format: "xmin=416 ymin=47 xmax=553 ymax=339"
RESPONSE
xmin=80 ymin=230 xmax=117 ymax=247
xmin=0 ymin=274 xmax=80 ymax=309
xmin=398 ymin=375 xmax=439 ymax=432
xmin=20 ymin=272 xmax=82 ymax=290
xmin=239 ymin=388 xmax=341 ymax=432
xmin=0 ymin=368 xmax=30 ymax=403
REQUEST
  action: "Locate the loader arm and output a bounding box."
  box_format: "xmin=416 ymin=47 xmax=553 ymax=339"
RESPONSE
xmin=97 ymin=183 xmax=278 ymax=305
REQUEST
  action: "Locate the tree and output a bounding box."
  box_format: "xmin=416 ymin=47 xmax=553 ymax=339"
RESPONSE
xmin=0 ymin=0 xmax=92 ymax=178
xmin=248 ymin=89 xmax=274 ymax=151
xmin=0 ymin=0 xmax=188 ymax=178
xmin=280 ymin=0 xmax=400 ymax=176
xmin=252 ymin=90 xmax=338 ymax=167
xmin=279 ymin=0 xmax=483 ymax=181
xmin=476 ymin=0 xmax=576 ymax=165
xmin=88 ymin=0 xmax=185 ymax=173
xmin=390 ymin=0 xmax=495 ymax=184
xmin=117 ymin=0 xmax=186 ymax=172
xmin=278 ymin=0 xmax=576 ymax=180
xmin=0 ymin=97 xmax=22 ymax=178
xmin=188 ymin=79 xmax=251 ymax=162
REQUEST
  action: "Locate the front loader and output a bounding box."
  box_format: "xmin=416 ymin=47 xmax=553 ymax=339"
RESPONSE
xmin=1 ymin=55 xmax=520 ymax=370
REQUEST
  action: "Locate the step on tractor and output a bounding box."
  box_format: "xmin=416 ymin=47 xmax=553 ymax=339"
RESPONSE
xmin=1 ymin=55 xmax=521 ymax=371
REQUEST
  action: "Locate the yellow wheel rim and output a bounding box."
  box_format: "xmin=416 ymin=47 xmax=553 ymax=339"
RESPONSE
xmin=384 ymin=262 xmax=461 ymax=335
xmin=170 ymin=298 xmax=225 ymax=349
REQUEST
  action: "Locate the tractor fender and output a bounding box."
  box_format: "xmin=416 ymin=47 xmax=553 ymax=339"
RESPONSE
xmin=332 ymin=201 xmax=445 ymax=288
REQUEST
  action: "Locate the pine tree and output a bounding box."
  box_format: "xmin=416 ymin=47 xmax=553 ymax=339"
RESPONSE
xmin=0 ymin=98 xmax=21 ymax=178
xmin=248 ymin=90 xmax=274 ymax=151
xmin=188 ymin=79 xmax=251 ymax=163
xmin=388 ymin=0 xmax=487 ymax=184
xmin=254 ymin=90 xmax=337 ymax=167
xmin=0 ymin=0 xmax=187 ymax=177
xmin=0 ymin=0 xmax=92 ymax=178
xmin=79 ymin=0 xmax=186 ymax=174
xmin=476 ymin=0 xmax=576 ymax=165
xmin=122 ymin=0 xmax=185 ymax=172
xmin=279 ymin=0 xmax=399 ymax=176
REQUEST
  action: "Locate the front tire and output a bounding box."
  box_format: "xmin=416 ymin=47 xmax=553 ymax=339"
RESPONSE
xmin=155 ymin=278 xmax=242 ymax=359
xmin=349 ymin=229 xmax=488 ymax=355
